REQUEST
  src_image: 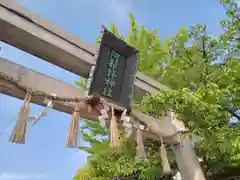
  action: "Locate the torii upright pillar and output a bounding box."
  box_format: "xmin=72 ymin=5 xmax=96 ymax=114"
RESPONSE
xmin=171 ymin=140 xmax=206 ymax=180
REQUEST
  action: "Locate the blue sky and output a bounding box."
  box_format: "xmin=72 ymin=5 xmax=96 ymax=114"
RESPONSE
xmin=0 ymin=0 xmax=225 ymax=180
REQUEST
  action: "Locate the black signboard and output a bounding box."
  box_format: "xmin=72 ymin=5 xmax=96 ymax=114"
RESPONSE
xmin=88 ymin=25 xmax=139 ymax=109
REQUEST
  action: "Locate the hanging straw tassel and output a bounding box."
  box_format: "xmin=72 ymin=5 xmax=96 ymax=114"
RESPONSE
xmin=109 ymin=106 xmax=120 ymax=148
xmin=160 ymin=137 xmax=172 ymax=174
xmin=67 ymin=103 xmax=80 ymax=148
xmin=136 ymin=127 xmax=147 ymax=161
xmin=9 ymin=92 xmax=32 ymax=144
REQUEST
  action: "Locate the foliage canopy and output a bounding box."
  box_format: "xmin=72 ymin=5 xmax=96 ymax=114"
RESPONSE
xmin=74 ymin=1 xmax=240 ymax=179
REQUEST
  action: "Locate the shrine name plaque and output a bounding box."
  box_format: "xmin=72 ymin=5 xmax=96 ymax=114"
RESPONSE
xmin=88 ymin=25 xmax=139 ymax=109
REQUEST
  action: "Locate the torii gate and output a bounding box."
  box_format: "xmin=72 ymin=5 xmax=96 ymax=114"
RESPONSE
xmin=0 ymin=1 xmax=206 ymax=180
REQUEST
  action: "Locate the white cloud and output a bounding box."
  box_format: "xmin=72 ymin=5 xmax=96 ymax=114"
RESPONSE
xmin=0 ymin=172 xmax=44 ymax=180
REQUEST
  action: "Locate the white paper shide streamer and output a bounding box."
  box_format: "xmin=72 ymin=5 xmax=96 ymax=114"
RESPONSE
xmin=98 ymin=108 xmax=109 ymax=128
xmin=31 ymin=100 xmax=53 ymax=127
xmin=121 ymin=109 xmax=132 ymax=138
xmin=173 ymin=172 xmax=182 ymax=180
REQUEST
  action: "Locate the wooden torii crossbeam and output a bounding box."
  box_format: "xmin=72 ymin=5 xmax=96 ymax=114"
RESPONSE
xmin=0 ymin=58 xmax=181 ymax=144
xmin=0 ymin=1 xmax=206 ymax=180
xmin=0 ymin=0 xmax=170 ymax=100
